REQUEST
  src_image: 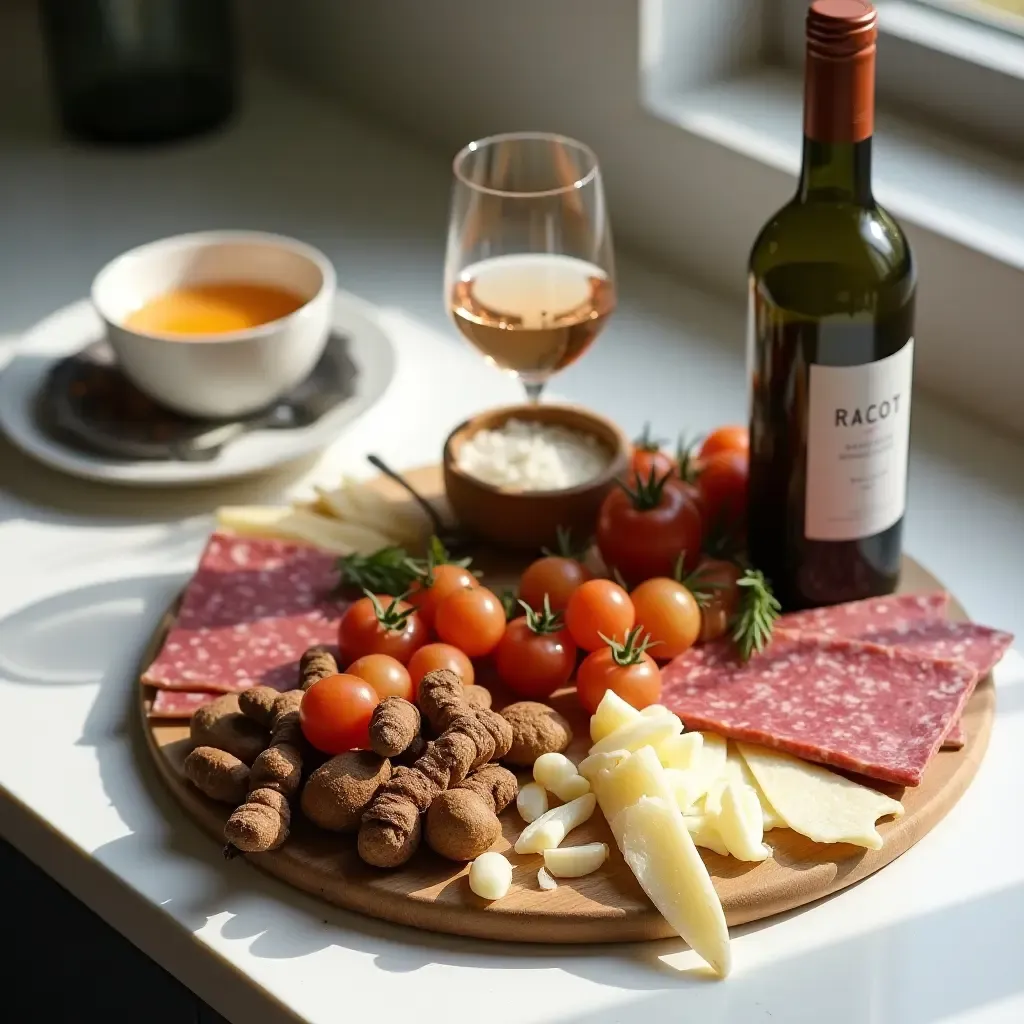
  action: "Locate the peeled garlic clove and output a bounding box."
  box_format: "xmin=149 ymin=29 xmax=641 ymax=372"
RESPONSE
xmin=517 ymin=782 xmax=549 ymax=823
xmin=469 ymin=852 xmax=513 ymax=900
xmin=543 ymin=842 xmax=609 ymax=878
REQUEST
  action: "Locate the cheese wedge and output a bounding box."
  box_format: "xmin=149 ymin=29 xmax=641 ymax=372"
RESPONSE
xmin=589 ymin=690 xmax=642 ymax=744
xmin=314 ymin=477 xmax=428 ymax=548
xmin=669 ymin=731 xmax=728 ymax=810
xmin=656 ymin=731 xmax=703 ymax=771
xmin=617 ymin=797 xmax=732 ymax=977
xmin=588 ymin=712 xmax=683 ymax=757
xmin=590 ymin=747 xmax=731 ymax=977
xmin=706 ymin=744 xmax=785 ymax=831
xmin=682 ymin=812 xmax=731 ymax=857
xmin=216 ymin=506 xmax=394 ymax=555
xmin=737 ymin=743 xmax=904 ymax=850
xmin=714 ymin=782 xmax=771 ymax=862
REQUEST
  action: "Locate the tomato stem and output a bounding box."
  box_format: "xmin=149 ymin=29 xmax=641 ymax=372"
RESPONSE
xmin=615 ymin=465 xmax=673 ymax=512
xmin=518 ymin=594 xmax=564 ymax=635
xmin=408 ymin=535 xmax=476 ymax=587
xmin=675 ymin=432 xmax=702 ymax=485
xmin=633 ymin=421 xmax=667 ymax=454
xmin=597 ymin=625 xmax=660 ymax=666
xmin=541 ymin=525 xmax=590 ymax=562
xmin=363 ymin=589 xmax=416 ymax=632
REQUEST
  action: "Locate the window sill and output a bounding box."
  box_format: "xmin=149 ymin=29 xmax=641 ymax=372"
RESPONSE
xmin=647 ymin=66 xmax=1024 ymax=273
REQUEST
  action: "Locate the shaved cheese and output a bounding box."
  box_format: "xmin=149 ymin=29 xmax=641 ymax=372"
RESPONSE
xmin=737 ymin=743 xmax=904 ymax=850
xmin=216 ymin=506 xmax=395 ymax=554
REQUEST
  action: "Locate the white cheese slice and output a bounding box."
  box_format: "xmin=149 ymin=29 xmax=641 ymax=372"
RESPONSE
xmin=736 ymin=743 xmax=905 ymax=850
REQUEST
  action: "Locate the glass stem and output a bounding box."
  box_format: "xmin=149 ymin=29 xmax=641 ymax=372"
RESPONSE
xmin=523 ymin=380 xmax=545 ymax=404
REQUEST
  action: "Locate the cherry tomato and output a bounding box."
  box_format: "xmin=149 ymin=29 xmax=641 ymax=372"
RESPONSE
xmin=631 ymin=447 xmax=675 ymax=482
xmin=300 ymin=673 xmax=379 ymax=753
xmin=692 ymin=558 xmax=743 ymax=643
xmin=698 ymin=425 xmax=749 ymax=461
xmin=630 ymin=577 xmax=701 ymax=660
xmin=407 ymin=642 xmax=475 ymax=691
xmin=346 ymin=653 xmax=413 ymax=701
xmin=596 ymin=477 xmax=703 ymax=586
xmin=338 ymin=593 xmax=426 ymax=664
xmin=519 ymin=556 xmax=593 ymax=612
xmin=406 ymin=564 xmax=478 ymax=629
xmin=495 ymin=618 xmax=577 ymax=699
xmin=696 ymin=450 xmax=748 ymax=534
xmin=564 ymin=578 xmax=635 ymax=652
xmin=575 ymin=634 xmax=662 ymax=714
xmin=434 ymin=586 xmax=507 ymax=657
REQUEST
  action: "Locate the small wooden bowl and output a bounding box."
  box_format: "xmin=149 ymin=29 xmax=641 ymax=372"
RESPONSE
xmin=443 ymin=404 xmax=630 ymax=551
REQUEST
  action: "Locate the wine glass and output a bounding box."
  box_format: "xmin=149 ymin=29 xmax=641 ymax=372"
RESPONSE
xmin=445 ymin=132 xmax=616 ymax=403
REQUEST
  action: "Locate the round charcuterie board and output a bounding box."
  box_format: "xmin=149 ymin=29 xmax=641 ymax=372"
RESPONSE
xmin=140 ymin=467 xmax=994 ymax=943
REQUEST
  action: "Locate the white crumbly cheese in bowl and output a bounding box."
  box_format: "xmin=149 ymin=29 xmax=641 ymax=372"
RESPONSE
xmin=457 ymin=418 xmax=610 ymax=492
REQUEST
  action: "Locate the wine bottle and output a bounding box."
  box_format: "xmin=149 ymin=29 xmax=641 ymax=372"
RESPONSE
xmin=747 ymin=0 xmax=915 ymax=611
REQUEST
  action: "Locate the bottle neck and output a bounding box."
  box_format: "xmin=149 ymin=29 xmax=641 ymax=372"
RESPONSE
xmin=797 ymin=136 xmax=873 ymax=206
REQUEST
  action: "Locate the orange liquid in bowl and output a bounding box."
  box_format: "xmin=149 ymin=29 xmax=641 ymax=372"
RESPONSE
xmin=124 ymin=282 xmax=307 ymax=336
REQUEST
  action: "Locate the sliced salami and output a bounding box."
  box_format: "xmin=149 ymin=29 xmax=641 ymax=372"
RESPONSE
xmin=149 ymin=689 xmax=219 ymax=718
xmin=142 ymin=532 xmax=342 ymax=694
xmin=778 ymin=591 xmax=950 ymax=637
xmin=779 ymin=591 xmax=1011 ymax=750
xmin=661 ymin=633 xmax=977 ymax=786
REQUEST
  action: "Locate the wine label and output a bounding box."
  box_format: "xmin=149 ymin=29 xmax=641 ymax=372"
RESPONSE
xmin=805 ymin=339 xmax=914 ymax=541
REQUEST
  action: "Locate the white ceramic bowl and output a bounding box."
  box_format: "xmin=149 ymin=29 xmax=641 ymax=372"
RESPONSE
xmin=91 ymin=231 xmax=336 ymax=418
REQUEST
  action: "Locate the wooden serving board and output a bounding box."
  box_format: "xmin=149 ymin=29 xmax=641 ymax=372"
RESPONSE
xmin=141 ymin=467 xmax=994 ymax=944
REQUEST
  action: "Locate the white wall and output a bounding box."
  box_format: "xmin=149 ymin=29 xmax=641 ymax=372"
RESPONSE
xmin=246 ymin=0 xmax=1024 ymax=436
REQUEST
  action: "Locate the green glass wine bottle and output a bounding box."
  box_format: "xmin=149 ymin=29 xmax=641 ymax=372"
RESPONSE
xmin=747 ymin=0 xmax=916 ymax=611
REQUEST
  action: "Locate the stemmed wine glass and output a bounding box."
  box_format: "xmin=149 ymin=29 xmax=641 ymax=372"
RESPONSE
xmin=444 ymin=132 xmax=616 ymax=403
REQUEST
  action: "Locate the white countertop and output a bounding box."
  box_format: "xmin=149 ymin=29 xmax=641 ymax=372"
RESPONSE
xmin=2 ymin=72 xmax=1024 ymax=1024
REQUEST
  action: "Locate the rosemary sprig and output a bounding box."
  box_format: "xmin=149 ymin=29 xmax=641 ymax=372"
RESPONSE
xmin=335 ymin=545 xmax=417 ymax=596
xmin=731 ymin=569 xmax=781 ymax=661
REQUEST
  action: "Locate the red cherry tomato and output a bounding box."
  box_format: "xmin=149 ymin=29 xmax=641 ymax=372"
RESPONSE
xmin=407 ymin=643 xmax=476 ymax=691
xmin=696 ymin=450 xmax=748 ymax=534
xmin=575 ymin=634 xmax=662 ymax=715
xmin=406 ymin=564 xmax=478 ymax=629
xmin=338 ymin=593 xmax=426 ymax=664
xmin=596 ymin=477 xmax=703 ymax=586
xmin=519 ymin=556 xmax=593 ymax=612
xmin=630 ymin=577 xmax=701 ymax=660
xmin=346 ymin=653 xmax=413 ymax=701
xmin=631 ymin=447 xmax=675 ymax=482
xmin=300 ymin=673 xmax=379 ymax=753
xmin=698 ymin=425 xmax=749 ymax=461
xmin=434 ymin=586 xmax=507 ymax=657
xmin=564 ymin=578 xmax=636 ymax=652
xmin=495 ymin=618 xmax=577 ymax=699
xmin=692 ymin=558 xmax=743 ymax=643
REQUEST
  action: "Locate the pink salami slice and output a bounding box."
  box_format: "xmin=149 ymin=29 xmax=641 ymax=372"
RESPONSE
xmin=661 ymin=633 xmax=977 ymax=786
xmin=148 ymin=689 xmax=219 ymax=718
xmin=142 ymin=532 xmax=342 ymax=694
xmin=780 ymin=592 xmax=1011 ymax=750
xmin=778 ymin=591 xmax=950 ymax=637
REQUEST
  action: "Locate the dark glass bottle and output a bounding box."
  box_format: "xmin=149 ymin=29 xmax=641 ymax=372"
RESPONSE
xmin=747 ymin=0 xmax=916 ymax=611
xmin=39 ymin=0 xmax=236 ymax=145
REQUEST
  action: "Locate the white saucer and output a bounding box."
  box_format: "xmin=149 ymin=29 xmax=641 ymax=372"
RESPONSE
xmin=0 ymin=291 xmax=396 ymax=487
